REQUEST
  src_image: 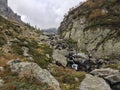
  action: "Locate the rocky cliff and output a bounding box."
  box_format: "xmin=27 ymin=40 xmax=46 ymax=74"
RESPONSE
xmin=0 ymin=0 xmax=21 ymax=22
xmin=58 ymin=0 xmax=120 ymax=59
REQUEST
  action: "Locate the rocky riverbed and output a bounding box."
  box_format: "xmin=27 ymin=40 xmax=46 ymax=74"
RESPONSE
xmin=40 ymin=32 xmax=120 ymax=90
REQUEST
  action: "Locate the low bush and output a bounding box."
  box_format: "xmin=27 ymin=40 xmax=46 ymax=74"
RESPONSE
xmin=0 ymin=36 xmax=6 ymax=47
xmin=2 ymin=81 xmax=49 ymax=90
xmin=29 ymin=44 xmax=53 ymax=69
xmin=103 ymin=64 xmax=120 ymax=70
xmin=50 ymin=65 xmax=85 ymax=90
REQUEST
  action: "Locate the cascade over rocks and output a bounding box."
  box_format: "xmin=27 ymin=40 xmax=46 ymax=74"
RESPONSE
xmin=105 ymin=73 xmax=120 ymax=85
xmin=49 ymin=34 xmax=114 ymax=72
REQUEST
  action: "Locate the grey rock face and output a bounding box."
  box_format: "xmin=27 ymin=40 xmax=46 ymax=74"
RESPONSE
xmin=90 ymin=68 xmax=119 ymax=77
xmin=0 ymin=79 xmax=4 ymax=88
xmin=73 ymin=52 xmax=89 ymax=60
xmin=91 ymin=68 xmax=120 ymax=85
xmin=0 ymin=0 xmax=21 ymax=22
xmin=79 ymin=74 xmax=111 ymax=90
xmin=7 ymin=60 xmax=61 ymax=90
xmin=106 ymin=73 xmax=120 ymax=84
xmin=59 ymin=8 xmax=120 ymax=59
xmin=0 ymin=0 xmax=7 ymax=11
xmin=52 ymin=50 xmax=67 ymax=67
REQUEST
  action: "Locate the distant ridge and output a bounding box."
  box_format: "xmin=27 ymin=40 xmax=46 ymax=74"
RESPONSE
xmin=42 ymin=28 xmax=57 ymax=34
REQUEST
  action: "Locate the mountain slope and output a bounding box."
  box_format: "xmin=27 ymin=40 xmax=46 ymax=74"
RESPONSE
xmin=0 ymin=1 xmax=55 ymax=89
xmin=58 ymin=0 xmax=120 ymax=59
xmin=0 ymin=15 xmax=53 ymax=68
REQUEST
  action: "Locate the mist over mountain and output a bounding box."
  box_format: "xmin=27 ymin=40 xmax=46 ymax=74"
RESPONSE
xmin=42 ymin=28 xmax=57 ymax=34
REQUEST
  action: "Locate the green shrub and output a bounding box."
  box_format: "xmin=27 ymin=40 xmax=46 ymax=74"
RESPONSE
xmin=0 ymin=36 xmax=6 ymax=47
xmin=12 ymin=43 xmax=23 ymax=55
xmin=66 ymin=38 xmax=77 ymax=50
xmin=2 ymin=81 xmax=49 ymax=90
xmin=1 ymin=66 xmax=50 ymax=90
xmin=50 ymin=65 xmax=85 ymax=90
xmin=103 ymin=64 xmax=120 ymax=70
xmin=29 ymin=45 xmax=53 ymax=69
xmin=40 ymin=44 xmax=53 ymax=56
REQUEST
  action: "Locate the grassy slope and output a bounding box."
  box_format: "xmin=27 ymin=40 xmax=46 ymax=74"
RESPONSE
xmin=0 ymin=16 xmax=54 ymax=89
xmin=58 ymin=0 xmax=120 ymax=34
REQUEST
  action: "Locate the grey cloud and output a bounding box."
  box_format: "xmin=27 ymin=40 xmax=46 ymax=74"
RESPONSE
xmin=8 ymin=0 xmax=86 ymax=29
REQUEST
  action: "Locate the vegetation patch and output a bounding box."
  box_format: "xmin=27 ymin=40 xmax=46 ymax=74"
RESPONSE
xmin=103 ymin=64 xmax=120 ymax=70
xmin=29 ymin=45 xmax=53 ymax=69
xmin=0 ymin=66 xmax=50 ymax=90
xmin=0 ymin=37 xmax=6 ymax=47
xmin=50 ymin=65 xmax=85 ymax=90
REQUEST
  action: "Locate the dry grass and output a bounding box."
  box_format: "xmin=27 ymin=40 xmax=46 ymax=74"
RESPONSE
xmin=88 ymin=9 xmax=106 ymax=20
xmin=0 ymin=65 xmax=51 ymax=90
xmin=103 ymin=64 xmax=120 ymax=70
xmin=0 ymin=56 xmax=9 ymax=66
xmin=50 ymin=65 xmax=85 ymax=90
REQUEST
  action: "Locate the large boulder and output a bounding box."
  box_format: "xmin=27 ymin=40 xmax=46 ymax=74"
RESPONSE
xmin=91 ymin=68 xmax=120 ymax=85
xmin=91 ymin=68 xmax=119 ymax=77
xmin=79 ymin=74 xmax=111 ymax=90
xmin=7 ymin=60 xmax=61 ymax=90
xmin=52 ymin=50 xmax=67 ymax=67
xmin=105 ymin=73 xmax=120 ymax=84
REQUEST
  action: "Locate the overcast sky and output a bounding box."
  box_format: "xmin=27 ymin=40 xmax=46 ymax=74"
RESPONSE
xmin=8 ymin=0 xmax=85 ymax=29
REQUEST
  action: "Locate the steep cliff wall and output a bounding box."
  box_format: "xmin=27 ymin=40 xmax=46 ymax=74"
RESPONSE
xmin=0 ymin=0 xmax=21 ymax=22
xmin=58 ymin=0 xmax=120 ymax=59
xmin=0 ymin=0 xmax=7 ymax=10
